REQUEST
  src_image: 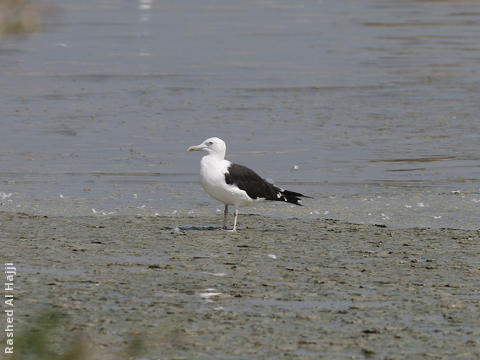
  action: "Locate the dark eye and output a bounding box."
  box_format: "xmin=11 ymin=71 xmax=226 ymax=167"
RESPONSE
xmin=207 ymin=141 xmax=213 ymax=145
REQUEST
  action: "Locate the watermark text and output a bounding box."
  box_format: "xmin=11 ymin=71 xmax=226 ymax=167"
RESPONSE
xmin=4 ymin=263 xmax=15 ymax=355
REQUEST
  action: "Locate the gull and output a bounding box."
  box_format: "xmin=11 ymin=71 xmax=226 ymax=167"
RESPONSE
xmin=188 ymin=137 xmax=311 ymax=231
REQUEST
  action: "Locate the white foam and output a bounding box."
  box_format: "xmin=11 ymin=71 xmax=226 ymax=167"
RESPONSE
xmin=0 ymin=193 xmax=12 ymax=200
xmin=199 ymin=288 xmax=222 ymax=299
xmin=211 ymin=273 xmax=226 ymax=277
xmin=92 ymin=208 xmax=115 ymax=216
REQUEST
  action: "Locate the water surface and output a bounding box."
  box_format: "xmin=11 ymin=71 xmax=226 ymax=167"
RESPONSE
xmin=1 ymin=0 xmax=480 ymax=228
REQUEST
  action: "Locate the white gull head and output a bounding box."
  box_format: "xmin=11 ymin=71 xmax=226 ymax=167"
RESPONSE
xmin=187 ymin=137 xmax=226 ymax=159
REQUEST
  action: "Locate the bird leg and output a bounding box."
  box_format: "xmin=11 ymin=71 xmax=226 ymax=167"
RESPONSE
xmin=232 ymin=207 xmax=238 ymax=232
xmin=223 ymin=204 xmax=228 ymax=230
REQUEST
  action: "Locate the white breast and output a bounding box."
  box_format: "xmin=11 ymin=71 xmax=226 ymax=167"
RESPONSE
xmin=199 ymin=156 xmax=255 ymax=207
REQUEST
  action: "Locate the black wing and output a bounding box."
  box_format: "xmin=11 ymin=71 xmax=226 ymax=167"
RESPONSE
xmin=224 ymin=163 xmax=311 ymax=205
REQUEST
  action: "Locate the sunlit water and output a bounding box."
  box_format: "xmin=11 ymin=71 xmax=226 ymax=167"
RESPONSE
xmin=1 ymin=0 xmax=479 ymax=229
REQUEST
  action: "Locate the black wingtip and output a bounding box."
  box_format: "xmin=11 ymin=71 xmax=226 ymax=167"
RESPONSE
xmin=280 ymin=190 xmax=313 ymax=206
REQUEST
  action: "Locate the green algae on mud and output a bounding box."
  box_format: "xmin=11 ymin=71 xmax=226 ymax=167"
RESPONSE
xmin=2 ymin=211 xmax=479 ymax=359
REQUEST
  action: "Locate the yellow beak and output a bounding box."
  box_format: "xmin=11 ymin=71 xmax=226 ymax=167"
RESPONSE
xmin=187 ymin=145 xmax=203 ymax=152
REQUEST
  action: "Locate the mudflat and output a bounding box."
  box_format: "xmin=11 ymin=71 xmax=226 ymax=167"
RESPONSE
xmin=3 ymin=211 xmax=479 ymax=359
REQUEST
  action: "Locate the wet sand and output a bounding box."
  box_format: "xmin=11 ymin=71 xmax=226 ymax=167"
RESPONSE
xmin=3 ymin=211 xmax=479 ymax=359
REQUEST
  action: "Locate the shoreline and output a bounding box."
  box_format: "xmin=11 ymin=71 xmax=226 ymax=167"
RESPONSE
xmin=2 ymin=206 xmax=479 ymax=231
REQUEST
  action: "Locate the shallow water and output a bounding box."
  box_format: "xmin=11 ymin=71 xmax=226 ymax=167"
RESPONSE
xmin=1 ymin=0 xmax=480 ymax=228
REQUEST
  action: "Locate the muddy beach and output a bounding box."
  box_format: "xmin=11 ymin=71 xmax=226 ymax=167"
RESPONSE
xmin=3 ymin=211 xmax=479 ymax=359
